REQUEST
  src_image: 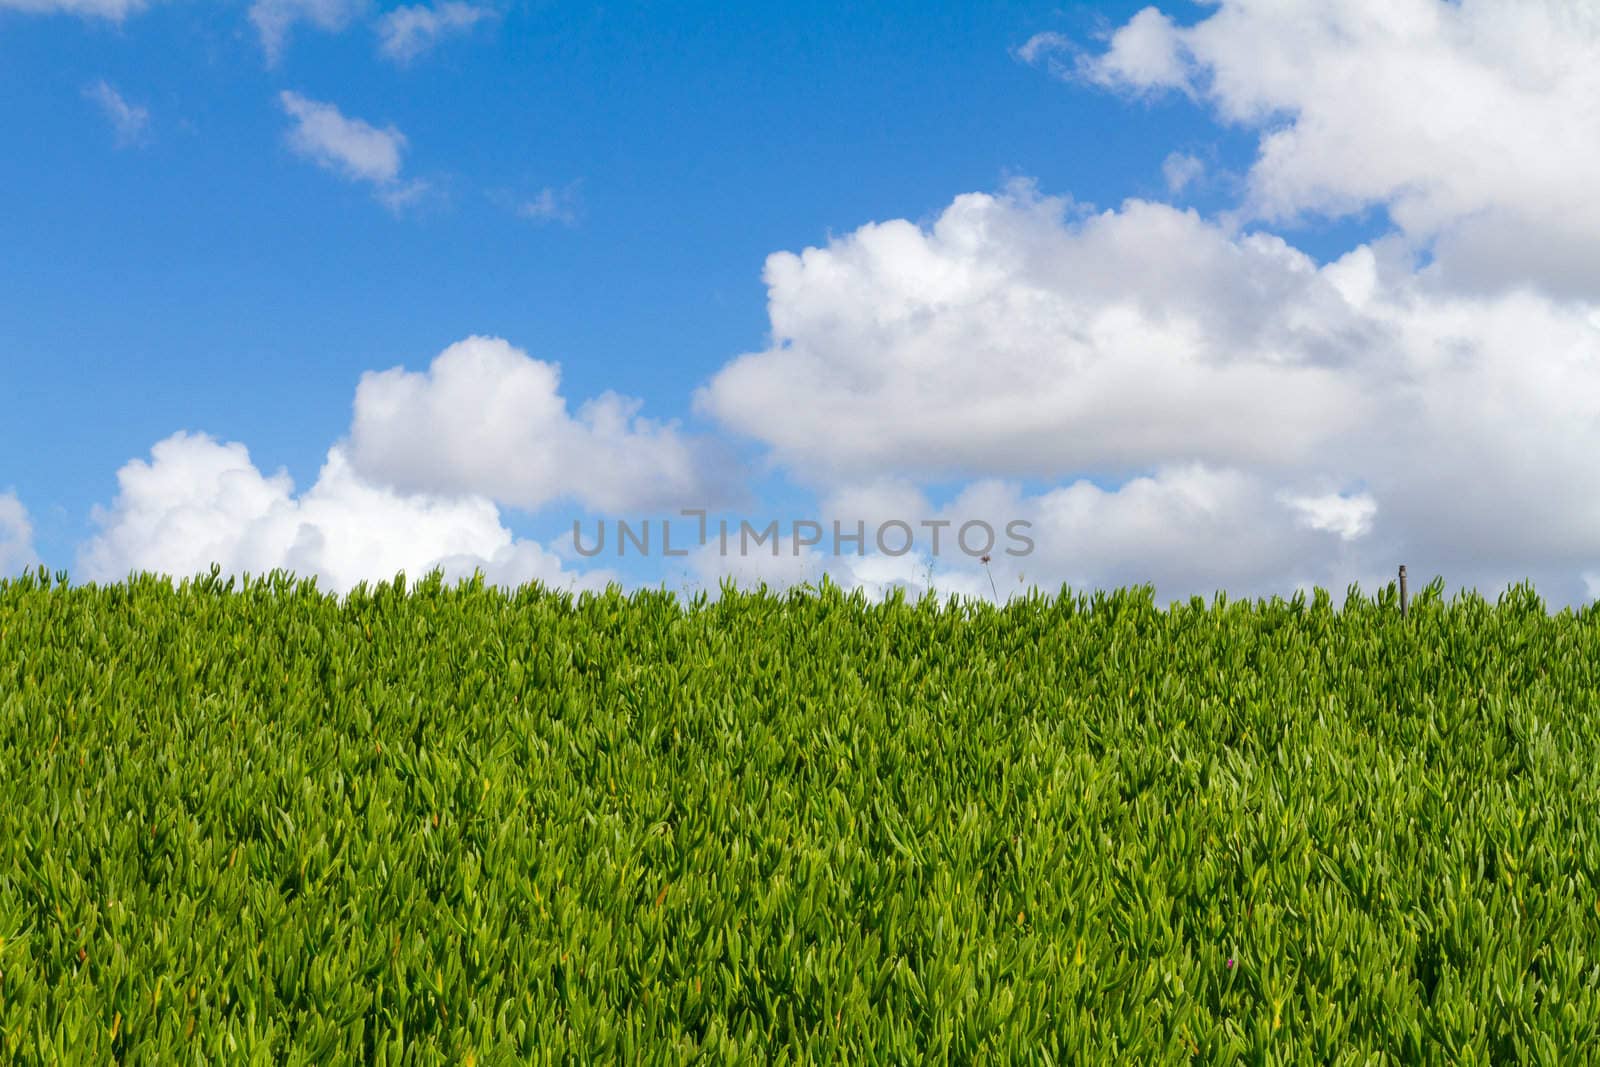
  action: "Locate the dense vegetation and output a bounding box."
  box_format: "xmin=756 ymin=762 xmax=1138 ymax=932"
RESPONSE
xmin=2 ymin=566 xmax=1598 ymax=1063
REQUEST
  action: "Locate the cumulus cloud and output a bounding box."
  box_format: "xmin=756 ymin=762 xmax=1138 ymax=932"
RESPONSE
xmin=0 ymin=492 xmax=40 ymax=578
xmin=1082 ymin=0 xmax=1600 ymax=297
xmin=77 ymin=432 xmax=618 ymax=597
xmin=250 ymin=0 xmax=367 ymax=66
xmin=699 ymin=184 xmax=1379 ymax=484
xmin=74 ymin=333 xmax=738 ymax=597
xmin=1084 ymin=6 xmax=1194 ymax=95
xmin=278 ymin=91 xmax=427 ymax=210
xmin=376 ymin=1 xmax=494 ymax=63
xmin=347 ymin=336 xmax=738 ymax=515
xmin=83 ymin=80 xmax=149 ymax=147
xmin=696 ymin=182 xmax=1600 ymax=609
xmin=0 ymin=0 xmax=145 ymax=18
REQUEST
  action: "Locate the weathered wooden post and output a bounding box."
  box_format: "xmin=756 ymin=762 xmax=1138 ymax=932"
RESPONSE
xmin=1399 ymin=564 xmax=1408 ymax=620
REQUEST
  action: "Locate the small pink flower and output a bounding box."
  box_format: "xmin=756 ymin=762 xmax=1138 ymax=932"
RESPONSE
xmin=1226 ymin=958 xmax=1235 ymax=969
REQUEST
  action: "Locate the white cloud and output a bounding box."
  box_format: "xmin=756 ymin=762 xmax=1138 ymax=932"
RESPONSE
xmin=376 ymin=1 xmax=494 ymax=63
xmin=74 ymin=333 xmax=739 ymax=597
xmin=0 ymin=0 xmax=146 ymax=18
xmin=279 ymin=90 xmax=402 ymax=183
xmin=1012 ymin=31 xmax=1075 ymax=80
xmin=0 ymin=492 xmax=40 ymax=578
xmin=1082 ymin=0 xmax=1600 ymax=297
xmin=77 ymin=432 xmax=618 ymax=597
xmin=278 ymin=91 xmax=426 ymax=210
xmin=699 ymin=184 xmax=1377 ymax=484
xmin=250 ymin=0 xmax=367 ymax=65
xmin=696 ymin=183 xmax=1600 ymax=609
xmin=1276 ymin=488 xmax=1378 ymax=542
xmin=83 ymin=80 xmax=149 ymax=147
xmin=515 ymin=183 xmax=581 ymax=226
xmin=347 ymin=336 xmax=739 ymax=514
xmin=1161 ymin=151 xmax=1204 ymax=194
xmin=1085 ymin=6 xmax=1193 ymax=95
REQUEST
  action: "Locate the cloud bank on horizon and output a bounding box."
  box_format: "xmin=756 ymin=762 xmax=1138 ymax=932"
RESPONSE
xmin=8 ymin=0 xmax=1600 ymax=607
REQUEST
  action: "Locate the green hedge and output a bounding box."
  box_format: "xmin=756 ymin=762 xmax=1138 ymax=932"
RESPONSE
xmin=2 ymin=567 xmax=1597 ymax=1063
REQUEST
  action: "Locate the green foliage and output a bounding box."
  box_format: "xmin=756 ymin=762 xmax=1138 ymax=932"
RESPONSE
xmin=1 ymin=565 xmax=1598 ymax=1063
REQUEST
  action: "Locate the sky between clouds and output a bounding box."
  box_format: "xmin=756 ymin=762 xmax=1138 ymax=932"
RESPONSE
xmin=4 ymin=0 xmax=1600 ymax=608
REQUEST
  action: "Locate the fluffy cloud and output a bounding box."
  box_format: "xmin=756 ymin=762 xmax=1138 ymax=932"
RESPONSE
xmin=376 ymin=2 xmax=494 ymax=63
xmin=278 ymin=91 xmax=426 ymax=209
xmin=0 ymin=0 xmax=146 ymax=18
xmin=250 ymin=0 xmax=367 ymax=66
xmin=347 ymin=336 xmax=738 ymax=515
xmin=83 ymin=80 xmax=149 ymax=147
xmin=697 ymin=183 xmax=1600 ymax=609
xmin=0 ymin=492 xmax=40 ymax=578
xmin=699 ymin=185 xmax=1378 ymax=484
xmin=1082 ymin=1 xmax=1600 ymax=297
xmin=77 ymin=432 xmax=617 ymax=597
xmin=1083 ymin=7 xmax=1194 ymax=95
xmin=75 ymin=333 xmax=736 ymax=597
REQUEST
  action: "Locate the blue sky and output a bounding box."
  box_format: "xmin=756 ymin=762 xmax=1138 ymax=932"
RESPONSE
xmin=4 ymin=1 xmax=1599 ymax=607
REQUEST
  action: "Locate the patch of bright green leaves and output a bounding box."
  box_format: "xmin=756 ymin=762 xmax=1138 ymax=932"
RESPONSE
xmin=1 ymin=566 xmax=1598 ymax=1063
